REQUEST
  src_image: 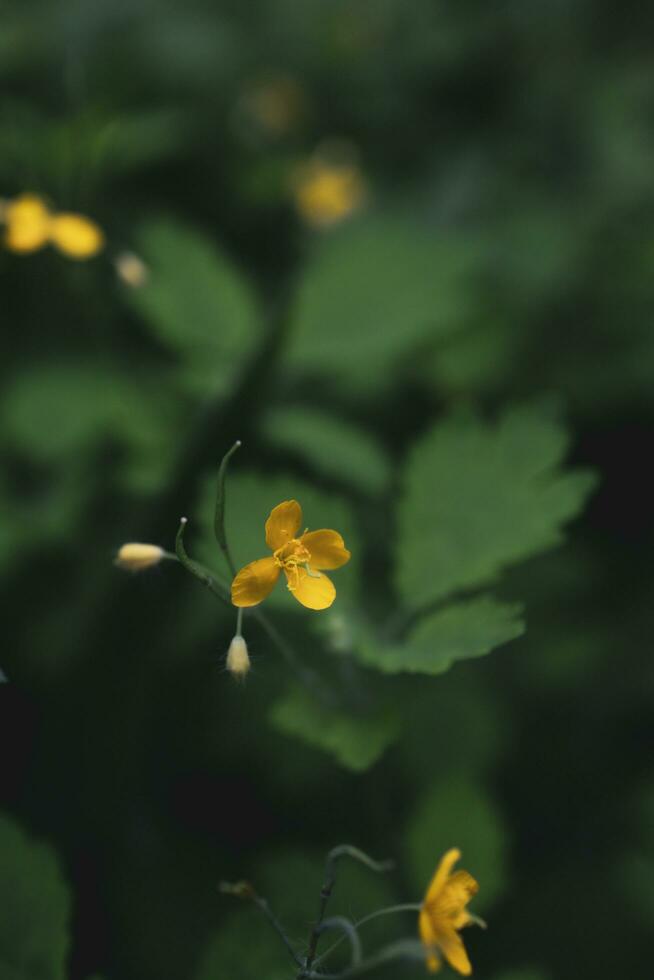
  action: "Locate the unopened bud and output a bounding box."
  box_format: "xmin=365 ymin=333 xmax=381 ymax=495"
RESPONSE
xmin=115 ymin=542 xmax=164 ymax=571
xmin=115 ymin=251 xmax=149 ymax=288
xmin=226 ymin=635 xmax=250 ymax=679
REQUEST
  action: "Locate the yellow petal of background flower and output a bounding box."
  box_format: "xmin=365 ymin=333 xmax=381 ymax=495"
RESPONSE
xmin=300 ymin=529 xmax=351 ymax=569
xmin=49 ymin=213 xmax=105 ymax=259
xmin=4 ymin=194 xmax=51 ymax=253
xmin=231 ymin=556 xmax=280 ymax=606
xmin=435 ymin=927 xmax=472 ymax=976
xmin=265 ymin=499 xmax=302 ymax=550
xmin=419 ymin=908 xmax=442 ymax=973
xmin=286 ymin=567 xmax=335 ymax=610
xmin=424 ymin=848 xmax=461 ymax=906
xmin=436 ymin=870 xmax=479 ymax=928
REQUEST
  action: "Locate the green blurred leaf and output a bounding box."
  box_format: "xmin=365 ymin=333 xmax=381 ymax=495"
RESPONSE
xmin=397 ymin=404 xmax=597 ymax=609
xmin=195 ymin=911 xmax=290 ymax=980
xmin=286 ymin=216 xmax=482 ymax=389
xmin=358 ymin=597 xmax=524 ymax=675
xmin=269 ymin=685 xmax=399 ymax=771
xmin=131 ymin=218 xmax=260 ymax=394
xmin=492 ymin=970 xmax=550 ymax=980
xmin=1 ymin=361 xmax=178 ymax=495
xmin=0 ymin=812 xmax=71 ymax=980
xmin=194 ymin=470 xmax=360 ymax=610
xmin=261 ymin=406 xmax=391 ymax=494
xmin=405 ymin=779 xmax=507 ymax=912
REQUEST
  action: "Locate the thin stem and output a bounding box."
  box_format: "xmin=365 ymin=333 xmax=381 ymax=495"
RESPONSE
xmin=306 ymin=938 xmax=425 ymax=979
xmin=312 ymin=903 xmax=421 ymax=969
xmin=214 ymin=440 xmax=241 ymax=577
xmin=235 ymin=607 xmax=244 ymax=638
xmin=219 ymin=881 xmax=303 ymax=969
xmin=175 ymin=518 xmax=231 ymax=606
xmin=310 ymin=916 xmax=361 ymax=972
xmin=304 ymin=847 xmax=393 ymax=974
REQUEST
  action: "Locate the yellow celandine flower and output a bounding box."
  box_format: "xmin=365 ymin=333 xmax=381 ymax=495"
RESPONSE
xmin=293 ymin=160 xmax=366 ymax=228
xmin=2 ymin=193 xmax=104 ymax=259
xmin=231 ymin=499 xmax=350 ymax=611
xmin=419 ymin=849 xmax=481 ymax=976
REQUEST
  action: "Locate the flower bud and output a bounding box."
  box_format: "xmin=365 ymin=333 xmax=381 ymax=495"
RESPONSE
xmin=115 ymin=542 xmax=164 ymax=571
xmin=226 ymin=635 xmax=250 ymax=679
xmin=115 ymin=251 xmax=149 ymax=288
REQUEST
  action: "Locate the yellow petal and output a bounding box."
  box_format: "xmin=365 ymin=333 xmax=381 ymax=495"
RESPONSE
xmin=265 ymin=500 xmax=302 ymax=550
xmin=231 ymin=557 xmax=280 ymax=607
xmin=419 ymin=908 xmax=442 ymax=973
xmin=285 ymin=566 xmax=335 ymax=610
xmin=300 ymin=529 xmax=351 ymax=570
xmin=436 ymin=871 xmax=479 ymax=928
xmin=49 ymin=213 xmax=104 ymax=259
xmin=424 ymin=849 xmax=462 ymax=906
xmin=435 ymin=926 xmax=473 ymax=976
xmin=4 ymin=194 xmax=51 ymax=253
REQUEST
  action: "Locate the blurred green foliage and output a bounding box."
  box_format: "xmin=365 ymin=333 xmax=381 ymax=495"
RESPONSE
xmin=2 ymin=1 xmax=653 ymax=979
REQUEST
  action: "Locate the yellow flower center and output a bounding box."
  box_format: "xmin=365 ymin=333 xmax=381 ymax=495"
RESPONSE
xmin=273 ymin=538 xmax=312 ymax=591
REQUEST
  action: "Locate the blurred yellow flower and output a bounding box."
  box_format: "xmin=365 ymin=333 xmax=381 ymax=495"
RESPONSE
xmin=2 ymin=193 xmax=104 ymax=259
xmin=242 ymin=75 xmax=305 ymax=138
xmin=419 ymin=849 xmax=481 ymax=975
xmin=293 ymin=160 xmax=366 ymax=228
xmin=231 ymin=499 xmax=350 ymax=610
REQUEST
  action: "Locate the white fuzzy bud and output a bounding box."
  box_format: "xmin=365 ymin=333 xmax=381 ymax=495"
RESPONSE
xmin=226 ymin=635 xmax=250 ymax=679
xmin=115 ymin=542 xmax=164 ymax=571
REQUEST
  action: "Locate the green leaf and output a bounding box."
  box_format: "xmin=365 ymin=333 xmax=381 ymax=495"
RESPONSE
xmin=0 ymin=812 xmax=71 ymax=980
xmin=397 ymin=404 xmax=597 ymax=609
xmin=195 ymin=912 xmax=290 ymax=980
xmin=130 ymin=218 xmax=260 ymax=394
xmin=358 ymin=597 xmax=524 ymax=675
xmin=194 ymin=471 xmax=360 ymax=611
xmin=405 ymin=779 xmax=507 ymax=911
xmin=269 ymin=685 xmax=399 ymax=771
xmin=286 ymin=215 xmax=481 ymax=388
xmin=1 ymin=361 xmax=179 ymax=495
xmin=261 ymin=406 xmax=391 ymax=494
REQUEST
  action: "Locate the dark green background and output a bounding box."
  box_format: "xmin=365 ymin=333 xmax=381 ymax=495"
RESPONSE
xmin=2 ymin=3 xmax=654 ymax=979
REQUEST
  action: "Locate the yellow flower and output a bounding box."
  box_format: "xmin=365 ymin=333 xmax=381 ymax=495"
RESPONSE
xmin=419 ymin=849 xmax=480 ymax=975
xmin=294 ymin=160 xmax=366 ymax=228
xmin=3 ymin=194 xmax=51 ymax=253
xmin=2 ymin=193 xmax=104 ymax=259
xmin=231 ymin=499 xmax=350 ymax=611
xmin=48 ymin=212 xmax=105 ymax=259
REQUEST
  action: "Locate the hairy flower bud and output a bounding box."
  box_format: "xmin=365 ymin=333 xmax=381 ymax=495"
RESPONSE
xmin=226 ymin=635 xmax=250 ymax=679
xmin=115 ymin=251 xmax=149 ymax=288
xmin=115 ymin=542 xmax=164 ymax=571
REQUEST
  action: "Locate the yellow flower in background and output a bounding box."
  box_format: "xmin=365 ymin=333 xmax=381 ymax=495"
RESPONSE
xmin=419 ymin=849 xmax=481 ymax=975
xmin=2 ymin=193 xmax=104 ymax=259
xmin=49 ymin=212 xmax=104 ymax=259
xmin=294 ymin=159 xmax=366 ymax=228
xmin=3 ymin=194 xmax=51 ymax=253
xmin=231 ymin=499 xmax=350 ymax=610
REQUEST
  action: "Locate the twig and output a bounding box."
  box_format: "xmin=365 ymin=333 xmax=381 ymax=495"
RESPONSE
xmin=219 ymin=880 xmax=303 ymax=969
xmin=303 ymin=846 xmax=393 ymax=974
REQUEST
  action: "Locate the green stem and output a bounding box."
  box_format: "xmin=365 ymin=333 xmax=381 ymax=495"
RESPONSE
xmin=175 ymin=518 xmax=231 ymax=605
xmin=214 ymin=440 xmax=241 ymax=577
xmin=306 ymin=938 xmax=425 ymax=979
xmin=303 ymin=847 xmax=393 ymax=974
xmin=311 ymin=903 xmax=421 ymax=969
